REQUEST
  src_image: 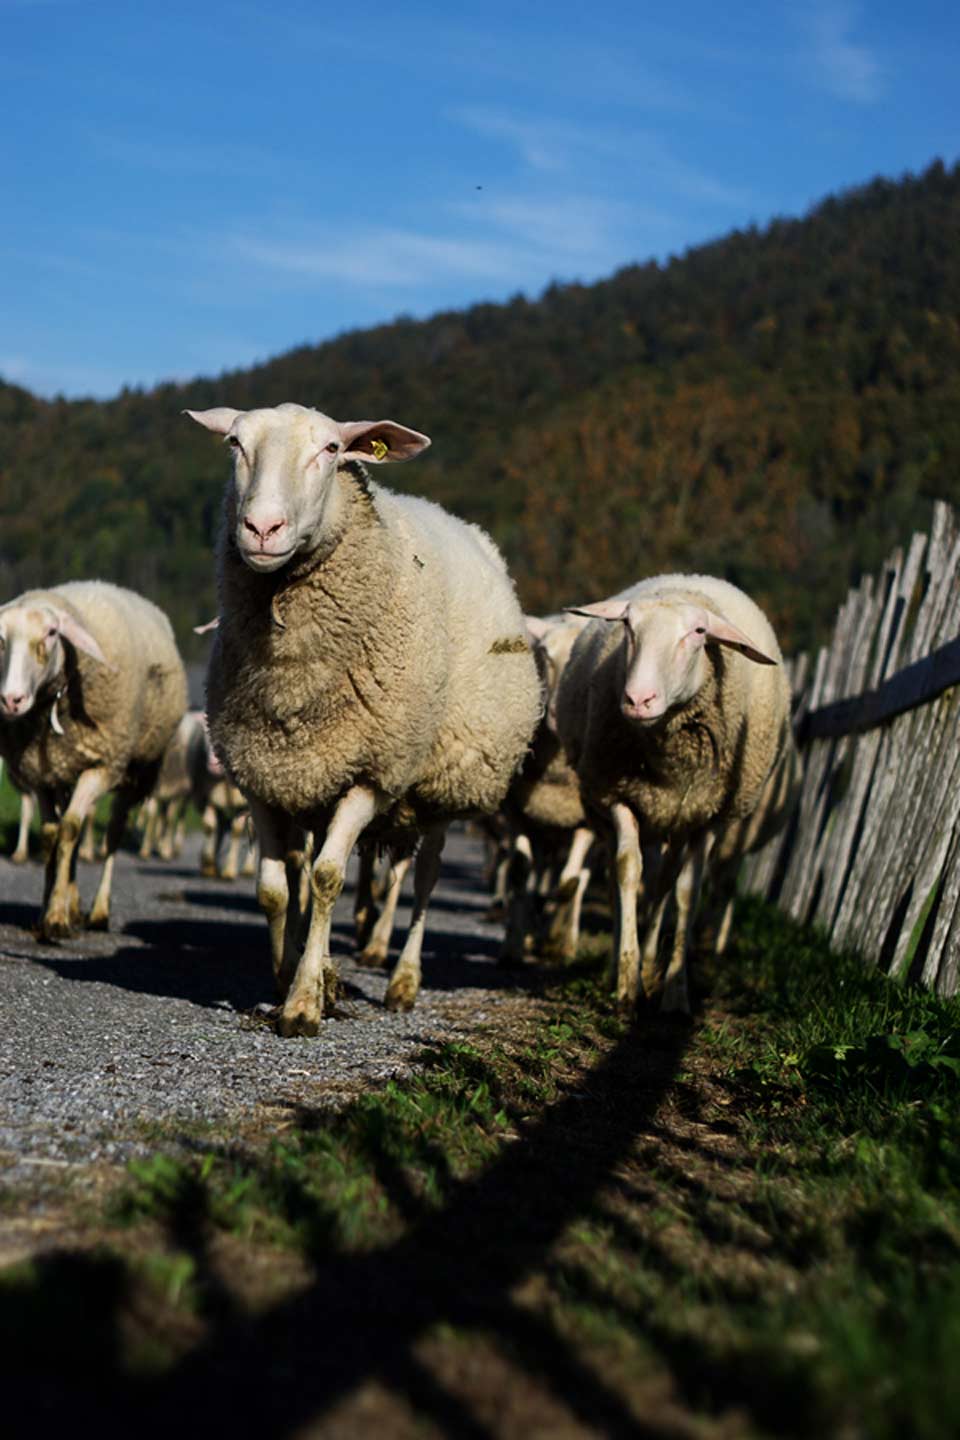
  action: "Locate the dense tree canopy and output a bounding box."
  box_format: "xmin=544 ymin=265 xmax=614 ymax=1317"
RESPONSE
xmin=2 ymin=160 xmax=959 ymax=657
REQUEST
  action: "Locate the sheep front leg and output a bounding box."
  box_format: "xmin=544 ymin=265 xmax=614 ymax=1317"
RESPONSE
xmin=88 ymin=786 xmax=138 ymax=930
xmin=611 ymin=803 xmax=643 ymax=1007
xmin=40 ymin=768 xmax=112 ymax=939
xmin=280 ymin=786 xmax=383 ymax=1038
xmin=499 ymin=831 xmax=535 ymax=966
xmin=384 ymin=824 xmax=446 ymax=1013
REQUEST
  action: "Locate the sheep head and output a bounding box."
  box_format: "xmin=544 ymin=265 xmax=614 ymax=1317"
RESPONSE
xmin=565 ymin=596 xmax=776 ymax=726
xmin=0 ymin=600 xmax=110 ymax=721
xmin=185 ymin=403 xmax=431 ymax=574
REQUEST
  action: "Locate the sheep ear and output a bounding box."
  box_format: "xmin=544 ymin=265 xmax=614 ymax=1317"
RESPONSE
xmin=701 ymin=610 xmax=777 ymax=666
xmin=564 ymin=601 xmax=629 ymax=623
xmin=52 ymin=611 xmax=116 ymax=670
xmin=183 ymin=407 xmax=243 ymax=434
xmin=338 ymin=420 xmax=431 ymax=463
xmin=524 ymin=615 xmax=552 ymax=643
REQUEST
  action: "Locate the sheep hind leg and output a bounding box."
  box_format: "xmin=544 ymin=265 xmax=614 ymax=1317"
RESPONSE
xmin=543 ymin=825 xmax=594 ymax=960
xmin=12 ymin=792 xmax=35 ymax=865
xmin=88 ymin=787 xmax=138 ymax=930
xmin=280 ymin=786 xmax=383 ymax=1038
xmin=499 ymin=832 xmax=535 ymax=967
xmin=385 ymin=825 xmax=446 ymax=1013
xmin=358 ymin=852 xmax=411 ymax=968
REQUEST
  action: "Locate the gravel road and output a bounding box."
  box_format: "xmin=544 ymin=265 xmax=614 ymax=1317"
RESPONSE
xmin=0 ymin=826 xmax=526 ymax=1184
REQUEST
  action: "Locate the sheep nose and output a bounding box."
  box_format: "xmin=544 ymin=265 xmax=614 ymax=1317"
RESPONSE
xmin=625 ymin=689 xmax=659 ymax=713
xmin=243 ymin=516 xmax=288 ymax=544
xmin=1 ymin=692 xmax=26 ymax=715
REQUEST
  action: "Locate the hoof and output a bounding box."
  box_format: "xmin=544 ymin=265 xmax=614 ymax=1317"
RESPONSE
xmin=40 ymin=916 xmax=75 ymax=941
xmin=323 ymin=966 xmax=343 ymax=1009
xmin=10 ymin=851 xmax=28 ymax=866
xmin=278 ymin=999 xmax=322 ymax=1038
xmin=86 ymin=910 xmax=110 ymax=932
xmin=200 ymin=860 xmax=219 ymax=879
xmin=384 ymin=977 xmax=417 ymax=1013
xmin=356 ymin=943 xmax=390 ymax=970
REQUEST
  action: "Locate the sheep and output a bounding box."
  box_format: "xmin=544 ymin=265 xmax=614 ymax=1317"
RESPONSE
xmin=556 ymin=573 xmax=791 ymax=1013
xmin=139 ymin=709 xmax=208 ymax=861
xmin=186 ymin=401 xmax=541 ymax=1037
xmin=0 ymin=581 xmax=187 ymax=937
xmin=499 ymin=612 xmax=596 ymax=964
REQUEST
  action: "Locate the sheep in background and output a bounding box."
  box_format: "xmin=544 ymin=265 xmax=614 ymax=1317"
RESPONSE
xmin=557 ymin=573 xmax=790 ymax=1013
xmin=139 ymin=709 xmax=208 ymax=861
xmin=499 ymin=612 xmax=596 ymax=964
xmin=187 ymin=402 xmax=540 ymax=1037
xmin=0 ymin=582 xmax=187 ymax=937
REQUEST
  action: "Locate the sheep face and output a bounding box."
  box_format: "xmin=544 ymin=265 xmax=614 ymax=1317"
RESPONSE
xmin=0 ymin=602 xmax=108 ymax=720
xmin=567 ymin=596 xmax=776 ymax=728
xmin=185 ymin=403 xmax=431 ymax=575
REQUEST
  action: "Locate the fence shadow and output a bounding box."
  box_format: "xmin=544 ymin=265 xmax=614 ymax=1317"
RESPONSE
xmin=7 ymin=1013 xmax=691 ymax=1440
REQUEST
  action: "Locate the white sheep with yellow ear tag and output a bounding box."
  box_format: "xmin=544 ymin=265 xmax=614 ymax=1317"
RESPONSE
xmin=556 ymin=572 xmax=796 ymax=1015
xmin=185 ymin=400 xmax=541 ymax=1038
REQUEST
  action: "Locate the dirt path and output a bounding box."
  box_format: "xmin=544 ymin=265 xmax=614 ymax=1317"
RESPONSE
xmin=0 ymin=826 xmax=538 ymax=1192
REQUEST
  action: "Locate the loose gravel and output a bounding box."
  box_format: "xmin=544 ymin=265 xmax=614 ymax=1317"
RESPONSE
xmin=0 ymin=827 xmax=531 ymax=1185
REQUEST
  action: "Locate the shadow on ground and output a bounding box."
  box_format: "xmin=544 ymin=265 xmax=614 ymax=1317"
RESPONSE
xmin=2 ymin=1012 xmax=692 ymax=1439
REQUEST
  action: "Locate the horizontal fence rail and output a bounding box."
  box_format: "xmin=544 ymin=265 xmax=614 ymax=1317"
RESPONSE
xmin=743 ymin=498 xmax=960 ymax=996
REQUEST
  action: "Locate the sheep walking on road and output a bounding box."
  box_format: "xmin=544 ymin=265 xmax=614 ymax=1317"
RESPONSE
xmin=187 ymin=402 xmax=540 ymax=1037
xmin=557 ymin=573 xmax=793 ymax=1013
xmin=0 ymin=582 xmax=187 ymax=937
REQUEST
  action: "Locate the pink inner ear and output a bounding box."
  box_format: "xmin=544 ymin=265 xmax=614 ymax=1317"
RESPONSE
xmin=338 ymin=419 xmax=431 ymax=462
xmin=184 ymin=407 xmax=243 ymax=435
xmin=563 ymin=601 xmax=629 ymax=623
xmin=703 ymin=610 xmax=777 ymax=666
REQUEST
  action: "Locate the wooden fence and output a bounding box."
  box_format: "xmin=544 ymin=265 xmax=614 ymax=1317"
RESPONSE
xmin=743 ymin=499 xmax=960 ymax=996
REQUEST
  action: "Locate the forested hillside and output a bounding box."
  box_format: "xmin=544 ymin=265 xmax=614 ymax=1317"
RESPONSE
xmin=2 ymin=158 xmax=959 ymax=656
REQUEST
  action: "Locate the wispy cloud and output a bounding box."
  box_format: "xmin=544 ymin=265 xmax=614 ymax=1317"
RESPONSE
xmin=807 ymin=2 xmax=883 ymax=103
xmin=453 ymin=106 xmax=749 ymax=208
xmin=86 ymin=127 xmax=279 ymax=177
xmin=230 ymin=228 xmax=529 ymax=288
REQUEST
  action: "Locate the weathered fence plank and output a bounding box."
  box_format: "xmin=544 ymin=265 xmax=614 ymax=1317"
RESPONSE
xmin=743 ymin=499 xmax=960 ymax=996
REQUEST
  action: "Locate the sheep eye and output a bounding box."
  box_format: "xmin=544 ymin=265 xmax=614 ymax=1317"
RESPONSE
xmin=325 ymin=441 xmax=339 ymax=454
xmin=226 ymin=435 xmax=241 ymax=449
xmin=694 ymin=627 xmax=706 ymax=635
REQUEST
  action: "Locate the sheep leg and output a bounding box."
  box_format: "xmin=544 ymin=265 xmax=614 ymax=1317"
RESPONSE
xmin=88 ymin=787 xmax=138 ymax=930
xmin=200 ymin=803 xmax=219 ymax=876
xmin=78 ymin=813 xmax=96 ymax=864
xmin=247 ymin=802 xmax=296 ymax=994
xmin=611 ymin=803 xmax=643 ymax=1007
xmin=219 ymin=811 xmax=246 ymax=880
xmin=138 ymin=797 xmax=158 ymax=860
xmin=358 ymin=852 xmax=412 ymax=969
xmin=40 ymin=768 xmax=112 ymax=939
xmin=640 ymin=841 xmax=686 ymax=1001
xmin=240 ymin=819 xmax=257 ymax=877
xmin=499 ymin=831 xmax=535 ymax=966
xmin=280 ymin=786 xmax=383 ymax=1038
xmin=157 ymin=797 xmax=183 ymax=861
xmin=661 ymin=832 xmax=714 ymax=1014
xmin=353 ymin=844 xmax=378 ymax=946
xmin=384 ymin=825 xmax=446 ymax=1013
xmin=11 ymin=791 xmax=35 ymax=864
xmin=543 ymin=825 xmax=595 ymax=960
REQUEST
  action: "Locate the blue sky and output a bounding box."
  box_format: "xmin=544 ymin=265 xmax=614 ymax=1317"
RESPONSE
xmin=1 ymin=0 xmax=958 ymax=399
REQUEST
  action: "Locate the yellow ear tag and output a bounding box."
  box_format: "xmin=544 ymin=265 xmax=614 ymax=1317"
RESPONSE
xmin=370 ymin=438 xmax=389 ymax=461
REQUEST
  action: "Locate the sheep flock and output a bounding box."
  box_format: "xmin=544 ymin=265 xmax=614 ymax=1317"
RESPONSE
xmin=0 ymin=401 xmax=800 ymax=1039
